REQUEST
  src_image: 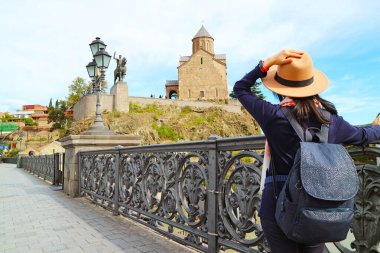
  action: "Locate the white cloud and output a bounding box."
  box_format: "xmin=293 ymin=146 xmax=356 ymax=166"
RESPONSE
xmin=0 ymin=0 xmax=379 ymax=123
xmin=322 ymin=73 xmax=380 ymax=123
xmin=325 ymin=95 xmax=379 ymax=114
xmin=0 ymin=99 xmax=28 ymax=113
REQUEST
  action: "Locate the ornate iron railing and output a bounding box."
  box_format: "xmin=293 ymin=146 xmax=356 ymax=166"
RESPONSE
xmin=21 ymin=153 xmax=64 ymax=186
xmin=78 ymin=136 xmax=379 ymax=253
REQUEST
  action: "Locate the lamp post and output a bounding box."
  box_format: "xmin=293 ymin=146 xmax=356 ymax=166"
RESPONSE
xmin=83 ymin=37 xmax=115 ymax=135
xmin=18 ymin=128 xmax=23 ymax=149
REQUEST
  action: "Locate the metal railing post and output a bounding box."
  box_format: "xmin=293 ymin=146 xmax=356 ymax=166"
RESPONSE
xmin=207 ymin=135 xmax=219 ymax=253
xmin=56 ymin=153 xmax=60 ymax=185
xmin=62 ymin=153 xmax=65 ymax=191
xmin=113 ymin=150 xmax=120 ymax=215
xmin=78 ymin=152 xmax=82 ymax=196
xmin=43 ymin=156 xmax=47 ymax=180
xmin=53 ymin=153 xmax=56 ymax=185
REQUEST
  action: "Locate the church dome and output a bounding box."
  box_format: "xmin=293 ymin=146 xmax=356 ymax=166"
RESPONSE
xmin=193 ymin=25 xmax=213 ymax=39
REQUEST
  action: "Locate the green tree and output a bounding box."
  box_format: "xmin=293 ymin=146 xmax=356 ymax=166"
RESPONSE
xmin=67 ymin=77 xmax=107 ymax=107
xmin=24 ymin=118 xmax=38 ymax=126
xmin=48 ymin=98 xmax=53 ymax=110
xmin=67 ymin=77 xmax=91 ymax=107
xmin=4 ymin=148 xmax=19 ymax=158
xmin=229 ymin=81 xmax=265 ymax=100
xmin=48 ymin=100 xmax=71 ymax=132
xmin=1 ymin=113 xmax=12 ymax=122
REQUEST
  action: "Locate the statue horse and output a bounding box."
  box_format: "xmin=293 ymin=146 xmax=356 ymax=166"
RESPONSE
xmin=114 ymin=58 xmax=127 ymax=84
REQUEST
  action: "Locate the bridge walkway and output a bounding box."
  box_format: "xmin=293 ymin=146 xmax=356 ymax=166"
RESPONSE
xmin=0 ymin=163 xmax=195 ymax=253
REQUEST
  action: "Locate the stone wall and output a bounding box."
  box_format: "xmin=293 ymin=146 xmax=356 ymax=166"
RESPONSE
xmin=73 ymin=93 xmax=114 ymax=121
xmin=129 ymin=96 xmax=242 ymax=114
xmin=73 ymin=81 xmax=242 ymax=121
xmin=73 ymin=82 xmax=128 ymax=121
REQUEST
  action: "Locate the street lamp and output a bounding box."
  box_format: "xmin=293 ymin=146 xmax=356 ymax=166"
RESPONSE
xmin=83 ymin=37 xmax=115 ymax=135
xmin=86 ymin=59 xmax=96 ymax=78
xmin=18 ymin=128 xmax=23 ymax=149
xmin=89 ymin=37 xmax=106 ymax=56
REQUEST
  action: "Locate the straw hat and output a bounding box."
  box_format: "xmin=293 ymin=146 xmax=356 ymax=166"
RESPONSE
xmin=261 ymin=52 xmax=329 ymax=98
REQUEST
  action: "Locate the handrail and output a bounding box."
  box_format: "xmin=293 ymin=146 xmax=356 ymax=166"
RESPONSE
xmin=76 ymin=135 xmax=379 ymax=253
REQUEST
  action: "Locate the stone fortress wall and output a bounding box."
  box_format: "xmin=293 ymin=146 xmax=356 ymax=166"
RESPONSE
xmin=73 ymin=82 xmax=242 ymax=121
xmin=129 ymin=96 xmax=242 ymax=113
xmin=74 ymin=82 xmax=129 ymax=121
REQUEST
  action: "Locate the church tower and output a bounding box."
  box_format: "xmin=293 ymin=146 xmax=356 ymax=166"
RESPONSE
xmin=165 ymin=25 xmax=228 ymax=100
xmin=192 ymin=25 xmax=214 ymax=54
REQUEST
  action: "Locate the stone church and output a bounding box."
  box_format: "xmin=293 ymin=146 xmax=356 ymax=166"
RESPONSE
xmin=165 ymin=26 xmax=228 ymax=100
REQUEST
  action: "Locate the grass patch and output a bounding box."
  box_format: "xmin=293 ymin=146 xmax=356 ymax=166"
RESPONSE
xmin=190 ymin=116 xmax=207 ymax=126
xmin=154 ymin=124 xmax=183 ymax=141
xmin=180 ymin=106 xmax=193 ymax=114
xmin=129 ymin=102 xmax=164 ymax=115
xmin=26 ymin=137 xmax=48 ymax=142
xmin=110 ymin=109 xmax=121 ymax=118
xmin=206 ymin=112 xmax=217 ymax=123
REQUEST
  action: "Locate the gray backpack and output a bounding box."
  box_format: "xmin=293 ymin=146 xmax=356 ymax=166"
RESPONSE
xmin=275 ymin=108 xmax=359 ymax=243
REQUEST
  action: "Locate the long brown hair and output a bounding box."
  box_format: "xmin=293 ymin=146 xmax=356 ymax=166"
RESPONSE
xmin=274 ymin=93 xmax=337 ymax=125
xmin=293 ymin=95 xmax=337 ymax=125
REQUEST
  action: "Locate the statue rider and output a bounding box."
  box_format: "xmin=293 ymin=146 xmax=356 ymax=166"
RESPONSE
xmin=113 ymin=52 xmax=127 ymax=84
xmin=114 ymin=52 xmax=123 ymax=73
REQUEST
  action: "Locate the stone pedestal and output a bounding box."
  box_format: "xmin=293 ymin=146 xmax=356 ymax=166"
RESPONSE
xmin=60 ymin=134 xmax=141 ymax=197
xmin=110 ymin=81 xmax=129 ymax=113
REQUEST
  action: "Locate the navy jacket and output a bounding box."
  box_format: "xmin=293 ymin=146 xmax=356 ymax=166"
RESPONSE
xmin=233 ymin=63 xmax=380 ymax=220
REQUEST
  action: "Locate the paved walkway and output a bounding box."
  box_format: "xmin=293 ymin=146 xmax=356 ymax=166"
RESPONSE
xmin=0 ymin=163 xmax=196 ymax=253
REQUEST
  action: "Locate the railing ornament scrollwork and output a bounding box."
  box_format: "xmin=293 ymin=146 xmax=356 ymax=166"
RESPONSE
xmin=73 ymin=137 xmax=379 ymax=253
xmin=21 ymin=153 xmax=64 ymax=186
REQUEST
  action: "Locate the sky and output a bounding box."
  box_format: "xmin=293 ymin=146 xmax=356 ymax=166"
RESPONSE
xmin=0 ymin=0 xmax=379 ymax=124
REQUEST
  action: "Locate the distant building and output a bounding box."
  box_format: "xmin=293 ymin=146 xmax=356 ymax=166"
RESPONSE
xmin=12 ymin=104 xmax=51 ymax=127
xmin=166 ymin=25 xmax=228 ymax=100
xmin=23 ymin=104 xmax=48 ymax=113
xmin=64 ymin=106 xmax=73 ymax=118
xmin=19 ymin=141 xmax=65 ymax=156
xmin=12 ymin=110 xmax=34 ymax=119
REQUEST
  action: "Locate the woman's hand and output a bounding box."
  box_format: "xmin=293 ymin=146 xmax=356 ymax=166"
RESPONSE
xmin=263 ymin=49 xmax=304 ymax=69
xmin=373 ymin=114 xmax=380 ymax=125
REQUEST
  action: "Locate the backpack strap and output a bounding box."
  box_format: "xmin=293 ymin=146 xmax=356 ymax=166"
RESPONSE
xmin=280 ymin=107 xmax=313 ymax=142
xmin=281 ymin=107 xmax=330 ymax=143
xmin=272 ymin=107 xmax=330 ymax=199
xmin=318 ymin=110 xmax=330 ymax=144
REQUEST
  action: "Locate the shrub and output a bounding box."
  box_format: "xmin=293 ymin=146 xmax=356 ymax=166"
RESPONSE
xmin=129 ymin=102 xmax=142 ymax=113
xmin=154 ymin=124 xmax=183 ymax=140
xmin=181 ymin=106 xmax=193 ymax=114
xmin=24 ymin=118 xmax=38 ymax=126
xmin=26 ymin=137 xmax=48 ymax=142
xmin=191 ymin=116 xmax=207 ymax=126
xmin=110 ymin=109 xmax=121 ymax=118
xmin=129 ymin=102 xmax=163 ymax=115
xmin=4 ymin=148 xmax=20 ymax=158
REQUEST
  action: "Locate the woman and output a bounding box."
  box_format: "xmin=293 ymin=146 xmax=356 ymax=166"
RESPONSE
xmin=233 ymin=50 xmax=380 ymax=253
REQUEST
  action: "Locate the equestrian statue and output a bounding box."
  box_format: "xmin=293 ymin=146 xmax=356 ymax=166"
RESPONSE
xmin=113 ymin=52 xmax=127 ymax=84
